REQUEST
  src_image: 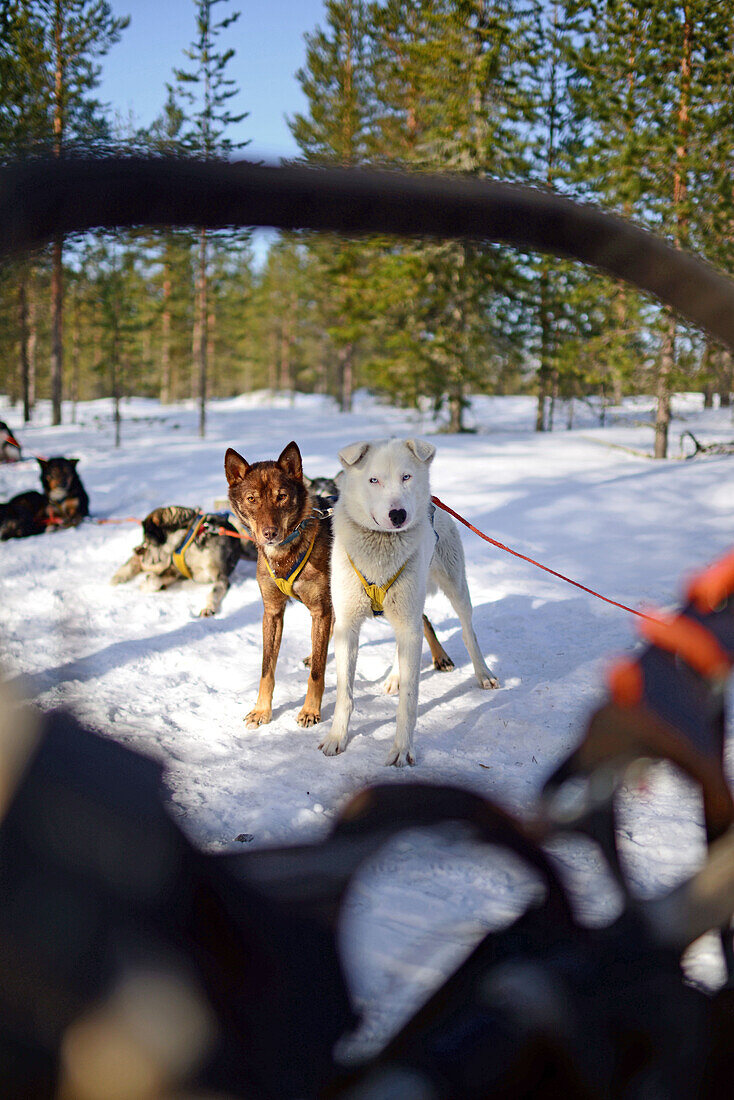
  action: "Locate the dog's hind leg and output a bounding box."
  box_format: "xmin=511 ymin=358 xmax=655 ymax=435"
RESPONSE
xmin=422 ymin=613 xmax=454 ymax=671
xmin=199 ymin=577 xmax=229 ymax=617
xmin=319 ymin=619 xmax=360 ymax=755
xmin=383 ymin=614 xmax=453 ymax=695
xmin=298 ymin=607 xmax=331 ymax=727
xmin=434 ymin=564 xmax=499 ymax=690
xmin=382 ymin=647 xmax=401 ymax=695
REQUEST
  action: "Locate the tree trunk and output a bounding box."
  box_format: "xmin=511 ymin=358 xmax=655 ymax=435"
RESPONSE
xmin=196 ymin=227 xmax=208 ymax=437
xmin=18 ymin=270 xmax=32 ymax=423
xmin=27 ymin=289 xmax=37 ymax=416
xmin=654 ymin=318 xmax=675 ymax=459
xmin=208 ymin=306 xmax=216 ymax=398
xmin=51 ymin=4 xmax=64 ymax=425
xmin=110 ymin=292 xmax=121 ymax=448
xmin=338 ymin=342 xmax=353 ymax=413
xmin=160 ymin=274 xmax=172 ymax=404
xmin=268 ymin=331 xmax=278 ymax=394
xmin=447 ymin=383 xmax=467 ymax=433
xmin=50 ymin=236 xmax=64 ymax=424
xmin=70 ymin=296 xmax=80 ymax=424
xmin=698 ymin=339 xmax=712 ymax=407
xmin=548 ymin=370 xmax=559 ymax=432
xmin=535 ymin=383 xmax=547 ymax=432
xmin=536 ymin=265 xmax=552 ymax=432
xmin=719 ymin=350 xmax=733 ymax=408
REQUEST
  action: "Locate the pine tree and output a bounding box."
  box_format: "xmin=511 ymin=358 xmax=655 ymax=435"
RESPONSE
xmin=174 ymin=0 xmax=248 ymax=437
xmin=561 ymin=0 xmax=732 ymax=453
xmin=0 ymin=0 xmax=52 ymax=420
xmin=290 ymin=0 xmax=371 ymax=411
xmin=43 ymin=0 xmax=128 ymax=425
xmin=364 ymin=0 xmax=529 ymax=428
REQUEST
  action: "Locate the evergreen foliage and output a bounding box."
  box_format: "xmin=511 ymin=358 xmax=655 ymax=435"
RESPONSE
xmin=0 ymin=1 xmax=732 ymax=444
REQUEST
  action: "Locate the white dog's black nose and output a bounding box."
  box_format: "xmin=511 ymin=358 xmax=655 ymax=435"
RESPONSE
xmin=389 ymin=508 xmax=407 ymax=528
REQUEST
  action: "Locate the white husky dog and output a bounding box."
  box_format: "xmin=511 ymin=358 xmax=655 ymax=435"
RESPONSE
xmin=318 ymin=438 xmax=499 ymax=766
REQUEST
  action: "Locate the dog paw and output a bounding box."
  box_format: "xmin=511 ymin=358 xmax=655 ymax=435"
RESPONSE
xmin=319 ymin=733 xmax=346 ymax=756
xmin=244 ymin=708 xmax=272 ymax=728
xmin=382 ymin=673 xmax=400 ymax=695
xmin=297 ymin=708 xmax=321 ymax=728
xmin=479 ymin=674 xmax=500 ymax=690
xmin=384 ymin=745 xmax=416 ymax=767
xmin=433 ymin=655 xmax=455 ymax=671
xmin=198 ymin=607 xmax=216 ymax=617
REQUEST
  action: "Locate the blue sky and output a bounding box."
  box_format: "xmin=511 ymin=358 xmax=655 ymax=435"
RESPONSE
xmin=98 ymin=0 xmax=328 ymax=163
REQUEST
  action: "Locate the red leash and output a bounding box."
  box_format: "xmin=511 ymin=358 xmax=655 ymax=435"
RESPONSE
xmin=89 ymin=515 xmax=253 ymax=541
xmin=431 ymin=494 xmax=658 ymax=624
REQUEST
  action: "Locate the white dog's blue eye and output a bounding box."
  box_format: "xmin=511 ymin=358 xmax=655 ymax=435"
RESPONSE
xmin=369 ymin=477 xmax=378 ymax=484
xmin=402 ymin=474 xmax=411 ymax=481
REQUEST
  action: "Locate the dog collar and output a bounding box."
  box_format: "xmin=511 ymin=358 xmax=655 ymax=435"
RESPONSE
xmin=278 ymin=513 xmax=317 ymax=546
xmin=347 ymin=554 xmax=407 ymax=616
xmin=172 ymin=514 xmax=206 ymax=579
xmin=264 ymin=526 xmax=318 ymax=598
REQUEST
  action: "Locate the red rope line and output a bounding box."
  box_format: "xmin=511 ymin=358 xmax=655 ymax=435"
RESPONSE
xmin=88 ymin=515 xmax=253 ymax=541
xmin=431 ymin=494 xmax=658 ymax=624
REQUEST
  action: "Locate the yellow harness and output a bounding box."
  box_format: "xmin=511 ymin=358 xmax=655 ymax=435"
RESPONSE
xmin=264 ymin=526 xmax=318 ymax=598
xmin=347 ymin=554 xmax=407 ymax=616
xmin=171 ymin=514 xmax=206 ymax=579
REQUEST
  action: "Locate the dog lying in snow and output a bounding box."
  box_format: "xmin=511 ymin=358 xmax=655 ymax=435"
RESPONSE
xmin=225 ymin=441 xmax=335 ymax=730
xmin=111 ymin=506 xmax=245 ymax=617
xmin=319 ymin=437 xmax=499 ymax=767
xmin=0 ymin=490 xmax=51 ymax=540
xmin=38 ymin=456 xmax=89 ymax=527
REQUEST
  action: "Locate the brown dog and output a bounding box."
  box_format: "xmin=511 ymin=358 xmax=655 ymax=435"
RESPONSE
xmin=224 ymin=441 xmax=333 ymax=730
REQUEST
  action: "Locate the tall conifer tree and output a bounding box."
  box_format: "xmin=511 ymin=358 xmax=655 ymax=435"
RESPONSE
xmin=175 ymin=0 xmax=248 ymax=436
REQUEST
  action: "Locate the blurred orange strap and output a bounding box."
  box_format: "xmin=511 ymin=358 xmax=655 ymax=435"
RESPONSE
xmin=639 ymin=611 xmax=732 ymax=680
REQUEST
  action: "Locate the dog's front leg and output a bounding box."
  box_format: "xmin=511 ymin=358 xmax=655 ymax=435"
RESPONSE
xmin=111 ymin=554 xmax=143 ymax=585
xmin=298 ymin=606 xmax=331 ymax=728
xmin=385 ymin=621 xmax=422 ymax=767
xmin=245 ymin=603 xmax=285 ymax=728
xmin=141 ymin=569 xmax=179 ymax=592
xmin=319 ymin=618 xmax=359 ymax=755
xmin=199 ymin=578 xmax=229 ymax=617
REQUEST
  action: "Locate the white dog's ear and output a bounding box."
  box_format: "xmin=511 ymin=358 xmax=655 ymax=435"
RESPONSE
xmin=338 ymin=441 xmax=371 ymax=468
xmin=405 ymin=439 xmax=436 ymax=464
xmin=224 ymin=448 xmax=249 ymax=485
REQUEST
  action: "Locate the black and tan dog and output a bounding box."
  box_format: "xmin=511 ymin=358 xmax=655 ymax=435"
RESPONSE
xmin=38 ymin=457 xmax=89 ymax=527
xmin=225 ymin=441 xmax=333 ymax=730
xmin=0 ymin=491 xmax=50 ymax=540
xmin=111 ymin=506 xmax=244 ymax=617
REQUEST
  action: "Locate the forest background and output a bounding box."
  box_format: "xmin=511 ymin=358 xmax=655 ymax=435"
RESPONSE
xmin=0 ymin=0 xmax=732 ymax=456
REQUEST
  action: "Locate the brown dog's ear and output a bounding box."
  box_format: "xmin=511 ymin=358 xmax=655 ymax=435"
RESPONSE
xmin=225 ymin=448 xmax=250 ymax=485
xmin=277 ymin=441 xmax=303 ymax=481
xmin=405 ymin=439 xmax=436 ymax=464
xmin=338 ymin=441 xmax=371 ymax=468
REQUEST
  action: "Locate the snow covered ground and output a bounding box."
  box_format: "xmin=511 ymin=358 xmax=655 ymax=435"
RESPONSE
xmin=1 ymin=389 xmax=733 ymax=1053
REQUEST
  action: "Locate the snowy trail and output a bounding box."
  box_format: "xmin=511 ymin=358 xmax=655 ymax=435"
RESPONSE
xmin=1 ymin=390 xmax=732 ymax=1050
